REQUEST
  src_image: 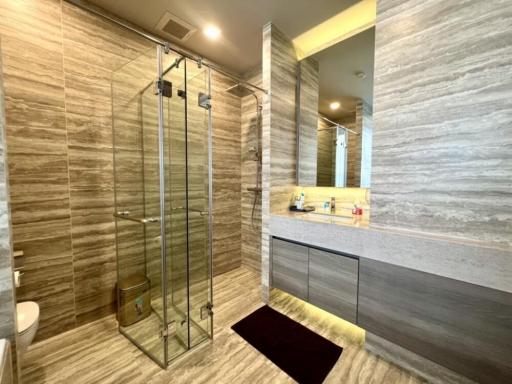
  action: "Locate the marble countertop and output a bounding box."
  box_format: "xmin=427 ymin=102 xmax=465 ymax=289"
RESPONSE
xmin=269 ymin=211 xmax=512 ymax=294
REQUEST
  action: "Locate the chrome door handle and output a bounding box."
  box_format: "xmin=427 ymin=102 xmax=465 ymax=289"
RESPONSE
xmin=114 ymin=212 xmax=161 ymax=224
xmin=189 ymin=209 xmax=209 ymax=216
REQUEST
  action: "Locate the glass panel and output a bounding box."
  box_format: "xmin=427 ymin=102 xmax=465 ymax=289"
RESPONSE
xmin=185 ymin=60 xmax=212 ymax=347
xmin=112 ymin=47 xmax=165 ymax=366
xmin=161 ymin=55 xmax=189 ymax=361
xmin=112 ymin=46 xmax=213 ymax=367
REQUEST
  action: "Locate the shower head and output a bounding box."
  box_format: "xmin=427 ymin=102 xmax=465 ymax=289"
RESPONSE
xmin=224 ymin=83 xmax=255 ymax=97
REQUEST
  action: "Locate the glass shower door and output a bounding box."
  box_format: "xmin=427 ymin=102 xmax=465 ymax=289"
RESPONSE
xmin=112 ymin=47 xmax=166 ymax=367
xmin=112 ymin=45 xmax=213 ymax=368
xmin=184 ymin=62 xmax=213 ymax=347
xmin=161 ymin=54 xmax=190 ymax=360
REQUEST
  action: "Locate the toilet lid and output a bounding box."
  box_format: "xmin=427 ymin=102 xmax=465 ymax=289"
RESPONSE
xmin=16 ymin=302 xmax=39 ymax=334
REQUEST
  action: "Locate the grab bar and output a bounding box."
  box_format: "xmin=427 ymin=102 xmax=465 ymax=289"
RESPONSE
xmin=189 ymin=208 xmax=209 ymax=216
xmin=114 ymin=208 xmax=208 ymax=223
xmin=113 ymin=211 xmax=160 ymax=224
xmin=171 ymin=207 xmax=209 ymax=216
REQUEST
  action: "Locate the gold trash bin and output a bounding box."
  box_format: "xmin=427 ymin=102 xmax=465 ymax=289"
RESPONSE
xmin=119 ymin=274 xmax=151 ymax=327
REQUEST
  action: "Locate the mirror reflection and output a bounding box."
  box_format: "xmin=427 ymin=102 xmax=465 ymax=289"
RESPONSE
xmin=298 ymin=27 xmax=375 ymax=188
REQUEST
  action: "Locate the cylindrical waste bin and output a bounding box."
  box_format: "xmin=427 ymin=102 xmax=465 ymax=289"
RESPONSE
xmin=119 ymin=274 xmax=151 ymax=326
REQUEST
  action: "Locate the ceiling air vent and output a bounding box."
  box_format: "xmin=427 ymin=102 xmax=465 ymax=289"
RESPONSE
xmin=155 ymin=12 xmax=196 ymax=42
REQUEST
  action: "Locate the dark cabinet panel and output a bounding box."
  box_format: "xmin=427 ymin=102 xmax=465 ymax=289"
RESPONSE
xmin=271 ymin=238 xmax=308 ymax=300
xmin=308 ymin=248 xmax=358 ymax=323
xmin=358 ymin=258 xmax=512 ymax=384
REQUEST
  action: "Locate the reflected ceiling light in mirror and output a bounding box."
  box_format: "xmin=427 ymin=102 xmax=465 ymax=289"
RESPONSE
xmin=203 ymin=25 xmax=221 ymax=40
xmin=330 ymin=101 xmax=341 ymax=110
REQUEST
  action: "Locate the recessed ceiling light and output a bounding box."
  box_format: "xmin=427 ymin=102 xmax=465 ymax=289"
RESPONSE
xmin=203 ymin=25 xmax=221 ymax=40
xmin=330 ymin=101 xmax=341 ymax=110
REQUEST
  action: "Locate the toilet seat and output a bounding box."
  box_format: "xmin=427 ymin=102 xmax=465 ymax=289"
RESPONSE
xmin=16 ymin=301 xmax=39 ymax=334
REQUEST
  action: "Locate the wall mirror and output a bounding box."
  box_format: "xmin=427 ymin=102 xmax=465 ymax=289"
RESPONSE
xmin=296 ymin=27 xmax=375 ymax=188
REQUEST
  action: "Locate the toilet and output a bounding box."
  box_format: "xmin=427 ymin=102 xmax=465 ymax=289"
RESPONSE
xmin=16 ymin=301 xmax=39 ymax=355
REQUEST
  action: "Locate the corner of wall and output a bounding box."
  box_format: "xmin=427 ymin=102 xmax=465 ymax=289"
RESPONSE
xmin=0 ymin=38 xmax=20 ymax=384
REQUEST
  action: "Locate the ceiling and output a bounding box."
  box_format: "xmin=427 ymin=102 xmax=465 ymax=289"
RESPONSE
xmin=86 ymin=0 xmax=358 ymax=74
xmin=313 ymin=27 xmax=375 ymax=121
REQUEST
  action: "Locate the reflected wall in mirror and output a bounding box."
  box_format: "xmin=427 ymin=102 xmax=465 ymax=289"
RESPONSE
xmin=297 ymin=27 xmax=375 ymax=188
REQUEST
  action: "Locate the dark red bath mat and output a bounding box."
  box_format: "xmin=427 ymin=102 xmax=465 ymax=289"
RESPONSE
xmin=231 ymin=305 xmax=342 ymax=384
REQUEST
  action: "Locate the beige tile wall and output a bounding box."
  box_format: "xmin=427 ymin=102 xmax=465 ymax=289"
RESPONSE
xmin=0 ymin=38 xmax=20 ymax=383
xmin=372 ymin=0 xmax=512 ymax=246
xmin=261 ymin=23 xmax=299 ymax=300
xmin=316 ymin=115 xmax=334 ymax=186
xmin=0 ymin=0 xmax=243 ymax=341
xmin=297 ymin=57 xmax=319 ymax=186
xmin=241 ymin=69 xmax=262 ymax=272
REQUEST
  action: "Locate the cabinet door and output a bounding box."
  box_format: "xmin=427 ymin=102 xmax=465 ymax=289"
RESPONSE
xmin=358 ymin=258 xmax=512 ymax=384
xmin=308 ymin=248 xmax=358 ymax=323
xmin=272 ymin=238 xmax=309 ymax=300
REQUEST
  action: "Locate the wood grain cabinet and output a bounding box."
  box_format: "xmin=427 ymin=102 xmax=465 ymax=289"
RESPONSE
xmin=271 ymin=238 xmax=309 ymax=301
xmin=308 ymin=248 xmax=358 ymax=323
xmin=271 ymin=238 xmax=359 ymax=324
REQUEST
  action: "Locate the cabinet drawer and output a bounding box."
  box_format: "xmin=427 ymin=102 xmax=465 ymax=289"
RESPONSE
xmin=272 ymin=238 xmax=308 ymax=300
xmin=308 ymin=248 xmax=358 ymax=323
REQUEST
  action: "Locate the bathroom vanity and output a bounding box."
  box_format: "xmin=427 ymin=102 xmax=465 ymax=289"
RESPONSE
xmin=269 ymin=212 xmax=512 ymax=384
xmin=272 ymin=238 xmax=358 ymax=323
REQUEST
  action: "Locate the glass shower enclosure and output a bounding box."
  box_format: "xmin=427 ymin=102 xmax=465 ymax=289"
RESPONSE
xmin=111 ymin=45 xmax=213 ymax=367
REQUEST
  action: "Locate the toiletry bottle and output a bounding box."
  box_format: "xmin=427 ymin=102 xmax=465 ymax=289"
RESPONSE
xmin=330 ymin=197 xmax=336 ymax=214
xmin=297 ymin=191 xmax=305 ymax=210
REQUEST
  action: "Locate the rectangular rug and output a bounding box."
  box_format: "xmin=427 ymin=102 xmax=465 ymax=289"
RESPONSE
xmin=231 ymin=305 xmax=342 ymax=384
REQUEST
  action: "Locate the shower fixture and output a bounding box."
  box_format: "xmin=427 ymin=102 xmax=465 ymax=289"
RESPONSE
xmin=224 ymin=83 xmax=262 ymax=227
xmin=224 ymin=83 xmax=257 ymax=97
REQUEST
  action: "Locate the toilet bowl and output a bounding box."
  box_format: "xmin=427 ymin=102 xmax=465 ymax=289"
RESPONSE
xmin=16 ymin=301 xmax=39 ymax=355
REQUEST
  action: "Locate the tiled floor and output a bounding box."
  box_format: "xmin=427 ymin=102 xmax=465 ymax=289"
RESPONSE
xmin=22 ymin=267 xmax=425 ymax=384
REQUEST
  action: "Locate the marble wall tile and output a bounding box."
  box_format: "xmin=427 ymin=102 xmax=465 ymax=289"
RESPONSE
xmin=0 ymin=38 xmax=20 ymax=383
xmin=0 ymin=0 xmax=76 ymax=341
xmin=260 ymin=24 xmax=272 ymax=301
xmin=261 ymin=24 xmax=299 ymax=300
xmin=241 ymin=69 xmax=262 ymax=273
xmin=345 ymin=103 xmax=363 ymax=187
xmin=297 ymin=57 xmax=319 ymax=186
xmin=61 ymin=2 xmax=152 ymax=326
xmin=316 ymin=116 xmax=334 ymax=186
xmin=371 ymin=0 xmax=512 ymax=247
xmin=0 ymin=0 xmax=244 ymax=341
xmin=268 ymin=27 xmax=298 ymax=214
xmin=211 ymin=72 xmax=242 ymax=276
xmin=360 ymin=101 xmax=373 ymax=188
